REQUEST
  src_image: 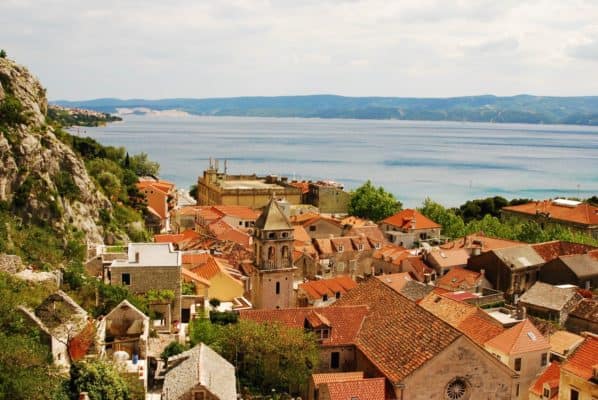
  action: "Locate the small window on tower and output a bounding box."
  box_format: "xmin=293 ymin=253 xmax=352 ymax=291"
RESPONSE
xmin=276 ymin=281 xmax=280 ymax=295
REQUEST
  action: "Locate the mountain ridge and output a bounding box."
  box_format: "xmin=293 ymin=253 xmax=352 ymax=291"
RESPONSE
xmin=53 ymin=94 xmax=598 ymax=125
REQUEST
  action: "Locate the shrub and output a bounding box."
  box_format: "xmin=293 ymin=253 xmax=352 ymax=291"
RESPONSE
xmin=209 ymin=298 xmax=221 ymax=308
xmin=160 ymin=341 xmax=187 ymax=362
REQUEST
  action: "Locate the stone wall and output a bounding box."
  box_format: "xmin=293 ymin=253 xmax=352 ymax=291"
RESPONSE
xmin=110 ymin=266 xmax=181 ymax=322
xmin=0 ymin=254 xmax=24 ymax=273
xmin=399 ymin=336 xmax=515 ymax=400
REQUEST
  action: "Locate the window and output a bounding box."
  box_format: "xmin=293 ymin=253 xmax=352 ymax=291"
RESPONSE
xmin=541 ymin=353 xmax=548 ymax=367
xmin=543 ymin=388 xmax=550 ymax=398
xmin=193 ymin=392 xmax=205 ymax=400
xmin=337 ymin=244 xmax=344 ymax=252
xmin=444 ymin=377 xmax=469 ymax=400
xmin=335 ymin=291 xmax=341 ymax=299
xmin=323 ymin=294 xmax=328 ymax=302
xmin=514 ymin=358 xmax=522 ymax=372
xmin=282 ymin=232 xmax=288 ymax=238
xmin=515 ymin=384 xmax=519 ymax=397
xmin=122 ymin=273 xmax=131 ymax=286
xmin=570 ymin=389 xmax=579 ymax=400
xmin=268 ymin=232 xmax=276 ymax=239
xmin=358 ymin=244 xmax=364 ymax=251
xmin=330 ymin=352 xmax=340 ymax=369
xmin=315 ymin=328 xmax=329 ymax=340
xmin=239 ymin=221 xmax=243 ymax=226
xmin=309 ymin=226 xmax=316 ymax=232
xmin=275 ymin=281 xmax=280 ymax=295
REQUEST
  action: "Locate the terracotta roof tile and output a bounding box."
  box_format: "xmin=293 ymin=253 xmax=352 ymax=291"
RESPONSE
xmin=549 ymin=331 xmax=584 ymax=357
xmin=240 ymin=306 xmax=369 ymax=347
xmin=155 ymin=230 xmax=199 ymax=245
xmin=485 ymin=319 xmax=550 ymax=355
xmin=457 ymin=313 xmax=505 ymax=345
xmin=290 ymin=212 xmax=321 ymax=224
xmin=502 ymin=200 xmax=598 ymax=226
xmin=441 ymin=232 xmax=524 ymax=252
xmin=372 ymin=244 xmax=409 ymax=265
xmin=529 ymin=362 xmax=560 ymax=398
xmin=181 ymin=268 xmax=211 ymax=287
xmin=211 ymin=205 xmax=260 ymax=220
xmin=436 ymin=268 xmax=482 ymax=291
xmin=299 ymin=276 xmax=358 ymax=300
xmin=324 ymin=377 xmax=386 ymax=400
xmin=375 ymin=272 xmax=412 ymax=293
xmin=190 ymin=255 xmax=223 ymax=280
xmin=311 ymin=372 xmax=364 ymax=385
xmin=334 ymin=278 xmax=462 ymax=382
xmin=532 ymin=240 xmax=597 ymax=262
xmin=561 ymin=336 xmax=598 ymax=380
xmin=381 ymin=209 xmax=440 ymax=230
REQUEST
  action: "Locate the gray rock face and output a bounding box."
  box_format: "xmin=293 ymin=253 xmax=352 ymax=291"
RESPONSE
xmin=0 ymin=57 xmax=110 ymax=244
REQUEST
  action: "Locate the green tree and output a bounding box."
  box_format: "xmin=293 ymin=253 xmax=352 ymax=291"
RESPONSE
xmin=128 ymin=153 xmax=160 ymax=177
xmin=348 ymin=180 xmax=402 ymax=221
xmin=69 ymin=360 xmax=130 ymax=400
xmin=419 ymin=198 xmax=466 ymax=239
xmin=0 ymin=49 xmax=6 ymax=58
xmin=189 ymin=319 xmax=319 ymax=395
xmin=189 ymin=184 xmax=198 ymax=200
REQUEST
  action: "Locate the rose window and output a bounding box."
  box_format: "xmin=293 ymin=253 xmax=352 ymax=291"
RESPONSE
xmin=445 ymin=378 xmax=469 ymax=400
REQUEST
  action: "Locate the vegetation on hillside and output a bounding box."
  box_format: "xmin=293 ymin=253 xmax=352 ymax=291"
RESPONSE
xmin=47 ymin=106 xmax=122 ymax=128
xmin=419 ymin=197 xmax=598 ymax=246
xmin=348 ymin=180 xmax=402 ymax=221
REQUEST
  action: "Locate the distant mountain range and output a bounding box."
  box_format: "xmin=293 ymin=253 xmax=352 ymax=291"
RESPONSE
xmin=52 ymin=94 xmax=598 ymax=125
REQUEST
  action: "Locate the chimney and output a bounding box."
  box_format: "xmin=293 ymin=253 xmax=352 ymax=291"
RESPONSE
xmin=516 ymin=305 xmax=527 ymax=320
xmin=135 ymin=252 xmax=140 ymax=263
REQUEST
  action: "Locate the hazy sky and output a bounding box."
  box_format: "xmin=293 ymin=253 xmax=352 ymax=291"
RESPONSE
xmin=2 ymin=0 xmax=598 ymax=100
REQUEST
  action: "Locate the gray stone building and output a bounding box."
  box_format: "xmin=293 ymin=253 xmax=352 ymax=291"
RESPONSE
xmin=518 ymin=281 xmax=583 ymax=325
xmin=109 ymin=243 xmax=182 ymax=331
xmin=162 ymin=344 xmax=237 ymax=400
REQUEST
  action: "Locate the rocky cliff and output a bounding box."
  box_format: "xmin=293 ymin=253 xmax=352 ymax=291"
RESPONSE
xmin=0 ymin=57 xmax=109 ymax=244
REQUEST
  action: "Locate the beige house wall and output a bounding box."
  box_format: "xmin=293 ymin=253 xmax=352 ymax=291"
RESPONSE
xmin=207 ymin=272 xmax=244 ymax=302
xmin=558 ymin=370 xmax=598 ymax=400
xmin=250 ymin=269 xmax=295 ymax=309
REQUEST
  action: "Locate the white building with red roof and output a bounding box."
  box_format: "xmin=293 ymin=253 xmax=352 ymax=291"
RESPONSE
xmin=379 ymin=209 xmax=441 ymax=248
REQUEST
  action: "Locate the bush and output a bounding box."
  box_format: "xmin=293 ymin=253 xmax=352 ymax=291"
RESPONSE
xmin=209 ymin=298 xmax=221 ymax=308
xmin=0 ymin=95 xmax=26 ymax=125
xmin=69 ymin=359 xmax=131 ymax=400
xmin=160 ymin=341 xmax=187 ymax=362
xmin=210 ymin=310 xmax=239 ymax=325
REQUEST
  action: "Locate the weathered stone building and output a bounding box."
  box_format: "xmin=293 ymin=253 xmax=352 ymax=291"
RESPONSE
xmin=109 ymin=243 xmax=182 ymax=331
xmin=196 ymin=161 xmax=302 ymax=208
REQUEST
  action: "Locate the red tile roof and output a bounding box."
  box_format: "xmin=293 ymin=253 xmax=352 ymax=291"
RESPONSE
xmin=334 ymin=278 xmax=462 ymax=382
xmin=441 ymin=232 xmax=524 ymax=251
xmin=182 ymin=252 xmax=211 ymax=266
xmin=375 ymin=272 xmax=412 ymax=293
xmin=311 ymin=372 xmax=364 ymax=386
xmin=418 ymin=291 xmax=504 ymax=344
xmin=485 ymin=319 xmax=550 ymax=355
xmin=181 ymin=268 xmax=211 ymax=287
xmin=381 ymin=209 xmax=440 ymax=230
xmin=290 ymin=212 xmax=321 ymax=224
xmin=531 ymin=240 xmax=597 ymax=262
xmin=324 ymin=377 xmax=386 ymax=400
xmin=562 ymin=336 xmax=598 ymax=380
xmin=436 ymin=268 xmax=482 ymax=291
xmin=457 ymin=313 xmax=505 ymax=345
xmin=154 ymin=230 xmax=199 ymax=245
xmin=240 ymin=306 xmax=369 ymax=347
xmin=502 ymin=200 xmax=598 ymax=226
xmin=299 ymin=276 xmax=358 ymax=301
xmin=403 ymin=256 xmax=434 ymax=281
xmin=211 ymin=205 xmax=260 ymax=220
xmin=190 ymin=255 xmax=223 ymax=280
xmin=372 ymin=244 xmax=409 ymax=265
xmin=289 ymin=181 xmax=310 ymax=194
xmin=529 ymin=362 xmax=560 ymax=398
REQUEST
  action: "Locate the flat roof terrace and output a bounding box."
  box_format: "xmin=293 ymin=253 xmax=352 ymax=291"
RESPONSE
xmin=220 ymin=180 xmax=286 ymax=190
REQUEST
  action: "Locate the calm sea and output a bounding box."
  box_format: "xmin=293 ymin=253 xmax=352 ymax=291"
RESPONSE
xmin=80 ymin=115 xmax=598 ymax=208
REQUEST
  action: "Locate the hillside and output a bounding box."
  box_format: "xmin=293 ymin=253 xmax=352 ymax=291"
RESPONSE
xmin=54 ymin=94 xmax=598 ymax=125
xmin=0 ymin=57 xmax=150 ymax=268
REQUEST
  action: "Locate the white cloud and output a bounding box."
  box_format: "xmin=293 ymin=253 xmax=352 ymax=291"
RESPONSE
xmin=1 ymin=0 xmax=597 ymax=99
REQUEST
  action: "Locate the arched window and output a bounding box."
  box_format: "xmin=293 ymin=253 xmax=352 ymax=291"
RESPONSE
xmin=268 ymin=246 xmax=276 ymax=261
xmin=268 ymin=232 xmax=276 ymax=239
xmin=281 ymin=245 xmax=289 ymax=259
